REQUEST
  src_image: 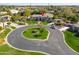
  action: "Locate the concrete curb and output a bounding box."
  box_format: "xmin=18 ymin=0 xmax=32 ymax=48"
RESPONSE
xmin=5 ymin=26 xmax=50 ymax=55
xmin=60 ymin=30 xmax=79 ymax=55
xmin=21 ymin=27 xmax=50 ymax=41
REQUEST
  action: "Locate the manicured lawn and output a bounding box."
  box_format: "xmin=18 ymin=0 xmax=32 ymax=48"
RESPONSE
xmin=26 ymin=20 xmax=37 ymax=25
xmin=23 ymin=28 xmax=48 ymax=40
xmin=26 ymin=20 xmax=48 ymax=25
xmin=42 ymin=22 xmax=48 ymax=25
xmin=16 ymin=21 xmax=25 ymax=25
xmin=0 ymin=44 xmax=45 ymax=55
xmin=64 ymin=31 xmax=79 ymax=53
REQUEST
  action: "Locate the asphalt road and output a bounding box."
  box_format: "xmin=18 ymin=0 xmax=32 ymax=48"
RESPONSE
xmin=7 ymin=26 xmax=77 ymax=55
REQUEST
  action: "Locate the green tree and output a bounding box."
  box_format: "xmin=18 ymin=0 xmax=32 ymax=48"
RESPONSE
xmin=25 ymin=8 xmax=31 ymax=18
xmin=53 ymin=15 xmax=59 ymax=19
xmin=40 ymin=8 xmax=47 ymax=14
xmin=67 ymin=15 xmax=79 ymax=23
xmin=0 ymin=26 xmax=3 ymax=31
xmin=32 ymin=9 xmax=40 ymax=14
xmin=7 ymin=21 xmax=11 ymax=27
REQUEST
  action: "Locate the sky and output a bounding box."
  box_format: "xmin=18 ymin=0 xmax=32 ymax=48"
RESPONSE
xmin=0 ymin=3 xmax=79 ymax=6
xmin=0 ymin=0 xmax=79 ymax=6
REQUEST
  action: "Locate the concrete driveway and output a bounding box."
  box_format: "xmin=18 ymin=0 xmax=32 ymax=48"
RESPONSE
xmin=7 ymin=26 xmax=77 ymax=55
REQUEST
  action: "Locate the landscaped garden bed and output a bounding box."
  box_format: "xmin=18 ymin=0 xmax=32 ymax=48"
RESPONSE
xmin=16 ymin=21 xmax=25 ymax=25
xmin=23 ymin=27 xmax=49 ymax=40
xmin=11 ymin=26 xmax=16 ymax=29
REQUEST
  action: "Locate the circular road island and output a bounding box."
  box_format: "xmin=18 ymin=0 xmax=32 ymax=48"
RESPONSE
xmin=22 ymin=27 xmax=49 ymax=41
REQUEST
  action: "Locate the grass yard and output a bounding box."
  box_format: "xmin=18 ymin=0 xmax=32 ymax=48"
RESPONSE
xmin=26 ymin=20 xmax=37 ymax=25
xmin=23 ymin=28 xmax=48 ymax=40
xmin=26 ymin=20 xmax=48 ymax=25
xmin=0 ymin=44 xmax=45 ymax=55
xmin=16 ymin=21 xmax=25 ymax=25
xmin=42 ymin=22 xmax=48 ymax=25
xmin=64 ymin=31 xmax=79 ymax=53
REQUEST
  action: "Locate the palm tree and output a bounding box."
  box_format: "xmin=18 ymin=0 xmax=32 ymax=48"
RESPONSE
xmin=37 ymin=21 xmax=44 ymax=28
xmin=25 ymin=8 xmax=31 ymax=18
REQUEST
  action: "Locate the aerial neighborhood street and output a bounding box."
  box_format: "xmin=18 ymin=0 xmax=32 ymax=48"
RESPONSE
xmin=0 ymin=5 xmax=79 ymax=55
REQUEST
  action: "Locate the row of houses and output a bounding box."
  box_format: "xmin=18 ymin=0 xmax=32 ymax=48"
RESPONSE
xmin=67 ymin=23 xmax=79 ymax=33
xmin=0 ymin=9 xmax=79 ymax=32
xmin=0 ymin=9 xmax=54 ymax=22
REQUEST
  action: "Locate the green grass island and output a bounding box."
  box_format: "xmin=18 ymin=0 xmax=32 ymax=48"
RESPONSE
xmin=23 ymin=27 xmax=49 ymax=40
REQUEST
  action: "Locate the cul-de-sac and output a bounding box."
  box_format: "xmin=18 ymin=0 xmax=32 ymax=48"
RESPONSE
xmin=0 ymin=5 xmax=79 ymax=55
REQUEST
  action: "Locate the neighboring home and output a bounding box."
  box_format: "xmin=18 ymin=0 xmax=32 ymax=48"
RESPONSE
xmin=47 ymin=11 xmax=54 ymax=14
xmin=10 ymin=9 xmax=19 ymax=14
xmin=50 ymin=24 xmax=69 ymax=31
xmin=58 ymin=27 xmax=69 ymax=31
xmin=32 ymin=14 xmax=42 ymax=17
xmin=54 ymin=19 xmax=62 ymax=22
xmin=31 ymin=14 xmax=53 ymax=23
xmin=0 ymin=15 xmax=11 ymax=21
xmin=73 ymin=23 xmax=79 ymax=32
xmin=43 ymin=13 xmax=53 ymax=18
xmin=0 ymin=11 xmax=7 ymax=15
xmin=32 ymin=13 xmax=53 ymax=18
xmin=68 ymin=23 xmax=79 ymax=32
xmin=75 ymin=9 xmax=79 ymax=13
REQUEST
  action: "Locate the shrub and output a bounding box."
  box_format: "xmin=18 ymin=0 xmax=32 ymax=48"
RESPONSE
xmin=11 ymin=26 xmax=16 ymax=29
xmin=0 ymin=26 xmax=3 ymax=31
xmin=16 ymin=22 xmax=25 ymax=25
xmin=34 ymin=34 xmax=41 ymax=38
xmin=7 ymin=22 xmax=11 ymax=25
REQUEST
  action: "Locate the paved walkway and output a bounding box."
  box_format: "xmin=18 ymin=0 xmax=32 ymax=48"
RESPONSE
xmin=7 ymin=26 xmax=77 ymax=55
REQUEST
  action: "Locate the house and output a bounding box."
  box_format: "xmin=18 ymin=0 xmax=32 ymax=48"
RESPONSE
xmin=31 ymin=14 xmax=53 ymax=23
xmin=50 ymin=23 xmax=69 ymax=31
xmin=47 ymin=11 xmax=54 ymax=14
xmin=54 ymin=19 xmax=62 ymax=22
xmin=43 ymin=13 xmax=53 ymax=18
xmin=0 ymin=11 xmax=7 ymax=15
xmin=58 ymin=27 xmax=69 ymax=31
xmin=32 ymin=13 xmax=53 ymax=18
xmin=73 ymin=23 xmax=79 ymax=32
xmin=68 ymin=23 xmax=79 ymax=32
xmin=0 ymin=15 xmax=11 ymax=21
xmin=10 ymin=9 xmax=19 ymax=14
